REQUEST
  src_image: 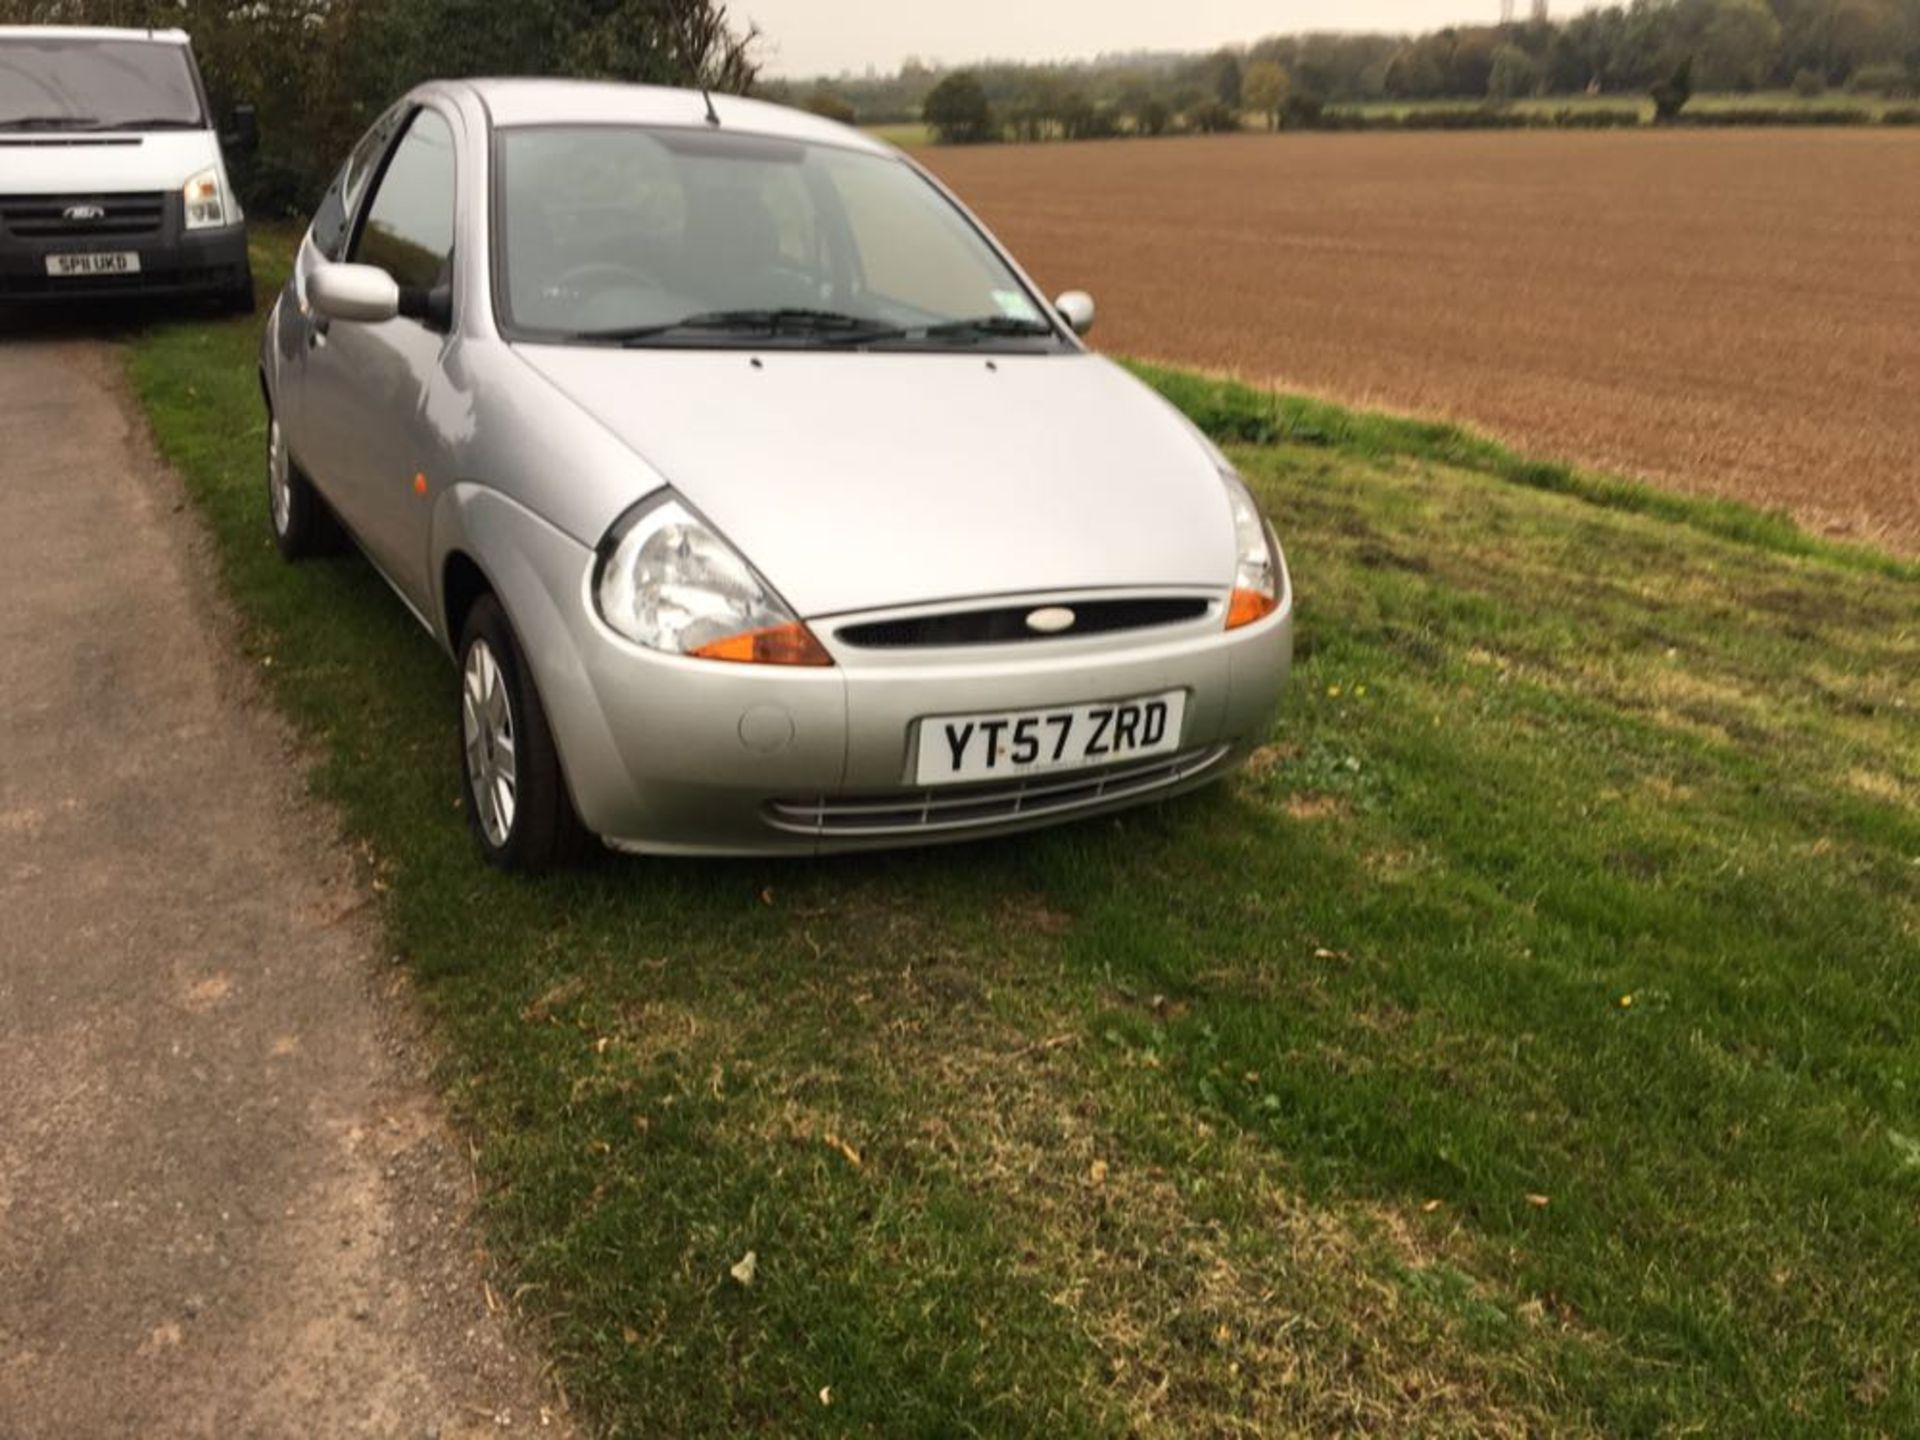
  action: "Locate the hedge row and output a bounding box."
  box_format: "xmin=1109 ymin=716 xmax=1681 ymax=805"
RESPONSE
xmin=1671 ymin=106 xmax=1877 ymax=126
xmin=1309 ymin=104 xmax=1916 ymax=132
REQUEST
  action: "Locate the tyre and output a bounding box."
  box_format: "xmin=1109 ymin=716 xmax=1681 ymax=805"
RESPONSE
xmin=458 ymin=594 xmax=594 ymax=872
xmin=218 ymin=272 xmax=259 ymax=316
xmin=265 ymin=407 xmax=338 ymax=560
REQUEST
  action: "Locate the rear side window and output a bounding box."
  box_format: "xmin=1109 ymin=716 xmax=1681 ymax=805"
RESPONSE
xmin=353 ymin=109 xmax=456 ymax=293
xmin=311 ymin=109 xmax=405 ymax=261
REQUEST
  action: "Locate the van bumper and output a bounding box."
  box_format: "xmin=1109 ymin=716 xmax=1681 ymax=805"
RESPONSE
xmin=0 ymin=197 xmax=250 ymax=303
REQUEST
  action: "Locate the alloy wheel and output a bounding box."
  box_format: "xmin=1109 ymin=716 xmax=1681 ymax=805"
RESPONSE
xmin=462 ymin=638 xmax=518 ymax=847
xmin=267 ymin=417 xmax=292 ymax=536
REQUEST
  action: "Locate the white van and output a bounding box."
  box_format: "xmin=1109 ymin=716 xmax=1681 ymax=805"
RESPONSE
xmin=0 ymin=26 xmax=253 ymax=310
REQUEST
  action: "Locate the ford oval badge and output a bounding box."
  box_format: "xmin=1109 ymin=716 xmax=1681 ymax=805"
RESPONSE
xmin=1026 ymin=606 xmax=1077 ymax=635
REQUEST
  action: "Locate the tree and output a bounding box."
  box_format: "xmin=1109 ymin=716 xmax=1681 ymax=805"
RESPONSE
xmin=802 ymin=88 xmax=856 ymax=124
xmin=1651 ymin=55 xmax=1694 ymax=121
xmin=1694 ymin=0 xmax=1782 ymax=92
xmin=923 ymin=72 xmax=996 ymax=144
xmin=1448 ymin=31 xmax=1501 ymax=96
xmin=1488 ymin=43 xmax=1540 ymax=100
xmin=1189 ymin=100 xmax=1239 ymax=133
xmin=1207 ymin=49 xmax=1245 ymax=106
xmin=1243 ymin=59 xmax=1291 ymax=129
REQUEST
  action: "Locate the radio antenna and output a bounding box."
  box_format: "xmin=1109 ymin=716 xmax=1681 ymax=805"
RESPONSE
xmin=702 ymin=88 xmax=722 ymax=126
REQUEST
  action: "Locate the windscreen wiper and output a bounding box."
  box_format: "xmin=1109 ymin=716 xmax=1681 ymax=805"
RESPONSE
xmin=0 ymin=115 xmax=105 ymax=131
xmin=919 ymin=314 xmax=1059 ymax=342
xmin=97 ymin=117 xmax=204 ymax=130
xmin=579 ymin=308 xmax=907 ymax=345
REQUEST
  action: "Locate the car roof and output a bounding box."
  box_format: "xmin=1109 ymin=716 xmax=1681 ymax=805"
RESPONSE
xmin=0 ymin=26 xmax=190 ymax=44
xmin=459 ymin=78 xmax=893 ymax=157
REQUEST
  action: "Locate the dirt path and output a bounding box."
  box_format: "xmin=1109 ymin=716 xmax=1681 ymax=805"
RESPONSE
xmin=0 ymin=339 xmax=565 ymax=1437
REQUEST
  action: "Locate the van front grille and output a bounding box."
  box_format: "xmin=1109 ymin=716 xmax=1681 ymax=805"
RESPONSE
xmin=766 ymin=745 xmax=1232 ymax=839
xmin=0 ymin=192 xmax=167 ymax=238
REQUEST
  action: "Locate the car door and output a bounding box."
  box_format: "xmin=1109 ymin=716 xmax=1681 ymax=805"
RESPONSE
xmin=282 ymin=106 xmax=406 ymax=482
xmin=298 ymin=103 xmax=460 ymax=619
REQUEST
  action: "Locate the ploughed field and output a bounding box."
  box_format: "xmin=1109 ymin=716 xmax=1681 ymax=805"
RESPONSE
xmin=922 ymin=129 xmax=1920 ymax=555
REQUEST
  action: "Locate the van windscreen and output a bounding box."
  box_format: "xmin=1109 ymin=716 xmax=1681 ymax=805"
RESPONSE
xmin=0 ymin=37 xmax=204 ymax=132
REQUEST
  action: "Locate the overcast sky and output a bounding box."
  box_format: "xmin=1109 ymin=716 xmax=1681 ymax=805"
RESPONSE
xmin=742 ymin=1 xmax=1605 ymax=78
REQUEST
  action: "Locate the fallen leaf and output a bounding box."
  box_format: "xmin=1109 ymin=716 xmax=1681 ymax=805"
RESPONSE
xmin=760 ymin=887 xmax=776 ymax=906
xmin=818 ymin=1387 xmax=832 ymax=1407
xmin=622 ymin=1326 xmax=641 ymax=1346
xmin=1089 ymin=1159 xmax=1109 ymax=1185
xmin=1526 ymin=1193 xmax=1551 ymax=1208
xmin=1422 ymin=1199 xmax=1442 ymax=1214
xmin=823 ymin=1133 xmax=862 ymax=1168
xmin=730 ymin=1250 xmax=758 ymax=1287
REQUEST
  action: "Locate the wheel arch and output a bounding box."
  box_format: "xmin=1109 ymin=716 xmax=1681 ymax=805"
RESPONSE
xmin=441 ymin=549 xmax=494 ymax=654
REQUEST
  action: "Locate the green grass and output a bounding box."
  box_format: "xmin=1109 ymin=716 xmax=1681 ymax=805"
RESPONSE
xmin=864 ymin=120 xmax=932 ymax=148
xmin=127 ymin=231 xmax=1919 ymax=1436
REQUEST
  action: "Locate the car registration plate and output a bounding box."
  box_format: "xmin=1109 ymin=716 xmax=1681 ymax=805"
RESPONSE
xmin=915 ymin=691 xmax=1186 ymax=787
xmin=45 ymin=252 xmax=140 ymax=277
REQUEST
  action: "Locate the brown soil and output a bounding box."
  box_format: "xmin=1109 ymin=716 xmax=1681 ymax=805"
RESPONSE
xmin=923 ymin=129 xmax=1920 ymax=555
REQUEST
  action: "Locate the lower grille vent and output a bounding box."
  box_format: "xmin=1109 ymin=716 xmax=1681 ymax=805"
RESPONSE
xmin=767 ymin=745 xmax=1231 ymax=838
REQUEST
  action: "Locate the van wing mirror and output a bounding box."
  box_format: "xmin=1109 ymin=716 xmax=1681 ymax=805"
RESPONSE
xmin=309 ymin=263 xmax=400 ymax=324
xmin=224 ymin=102 xmax=259 ymax=157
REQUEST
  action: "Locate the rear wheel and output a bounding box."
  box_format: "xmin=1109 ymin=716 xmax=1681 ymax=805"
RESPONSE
xmin=458 ymin=594 xmax=593 ymax=872
xmin=266 ymin=410 xmax=337 ymax=560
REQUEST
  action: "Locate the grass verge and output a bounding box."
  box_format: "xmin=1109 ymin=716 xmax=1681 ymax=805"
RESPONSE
xmin=125 ymin=230 xmax=1918 ymax=1436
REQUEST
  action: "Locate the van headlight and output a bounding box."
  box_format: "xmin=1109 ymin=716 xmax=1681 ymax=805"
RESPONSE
xmin=1223 ymin=470 xmax=1286 ymax=630
xmin=594 ymin=495 xmax=833 ymax=666
xmin=183 ymin=167 xmax=240 ymax=230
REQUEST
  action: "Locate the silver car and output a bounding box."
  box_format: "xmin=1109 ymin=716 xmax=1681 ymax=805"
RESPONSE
xmin=259 ymin=80 xmax=1292 ymax=868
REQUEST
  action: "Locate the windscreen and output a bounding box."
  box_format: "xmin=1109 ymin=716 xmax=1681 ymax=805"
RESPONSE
xmin=0 ymin=37 xmax=204 ymax=131
xmin=495 ymin=125 xmax=1063 ymax=350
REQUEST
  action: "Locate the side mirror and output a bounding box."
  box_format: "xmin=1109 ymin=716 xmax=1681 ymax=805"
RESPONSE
xmin=1054 ymin=290 xmax=1096 ymax=337
xmin=309 ymin=262 xmax=399 ymax=324
xmin=224 ymin=102 xmax=259 ymax=158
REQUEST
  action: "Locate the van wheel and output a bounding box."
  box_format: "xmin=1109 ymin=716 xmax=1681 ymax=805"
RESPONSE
xmin=266 ymin=411 xmax=336 ymax=560
xmin=458 ymin=594 xmax=594 ymax=872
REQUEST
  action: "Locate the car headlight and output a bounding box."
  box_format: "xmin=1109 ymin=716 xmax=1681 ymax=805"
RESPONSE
xmin=1222 ymin=470 xmax=1285 ymax=630
xmin=595 ymin=495 xmax=832 ymax=666
xmin=182 ymin=166 xmax=240 ymax=231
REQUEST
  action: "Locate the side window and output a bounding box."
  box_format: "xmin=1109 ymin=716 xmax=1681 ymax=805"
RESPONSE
xmin=310 ymin=110 xmax=404 ymax=261
xmin=352 ymin=109 xmax=456 ymax=294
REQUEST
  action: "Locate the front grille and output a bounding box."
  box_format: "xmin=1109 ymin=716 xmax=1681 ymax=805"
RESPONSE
xmin=0 ymin=192 xmax=166 ymax=239
xmin=838 ymin=596 xmax=1213 ymax=650
xmin=767 ymin=744 xmax=1232 ymax=838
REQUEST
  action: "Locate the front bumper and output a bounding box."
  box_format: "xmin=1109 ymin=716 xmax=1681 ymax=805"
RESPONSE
xmin=0 ymin=191 xmax=249 ymax=303
xmin=529 ymin=573 xmax=1292 ymax=857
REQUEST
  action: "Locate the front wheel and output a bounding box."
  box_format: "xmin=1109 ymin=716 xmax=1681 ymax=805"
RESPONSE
xmin=266 ymin=410 xmax=337 ymax=560
xmin=458 ymin=594 xmax=594 ymax=872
